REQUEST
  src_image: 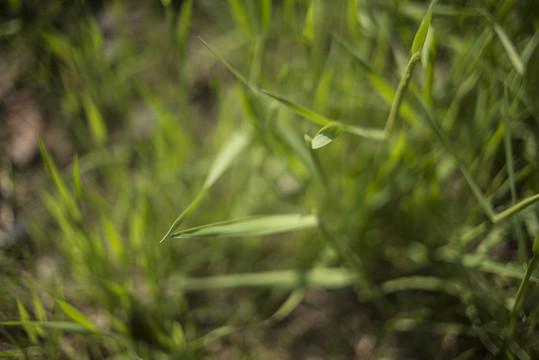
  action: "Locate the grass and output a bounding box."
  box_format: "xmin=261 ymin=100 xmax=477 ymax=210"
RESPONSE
xmin=1 ymin=0 xmax=538 ymax=358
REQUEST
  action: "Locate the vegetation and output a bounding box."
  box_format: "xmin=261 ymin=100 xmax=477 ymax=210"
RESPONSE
xmin=1 ymin=0 xmax=538 ymax=358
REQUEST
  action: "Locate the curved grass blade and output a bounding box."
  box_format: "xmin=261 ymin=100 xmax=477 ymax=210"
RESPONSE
xmin=170 ymin=268 xmax=353 ymax=290
xmin=171 ymin=213 xmax=318 ymax=239
xmin=56 ymin=300 xmax=97 ymax=332
xmin=493 ymin=22 xmax=525 ymax=75
xmin=262 ymin=90 xmax=330 ymax=126
xmin=411 ymin=0 xmax=436 ymax=55
xmin=161 ymin=130 xmax=250 ymax=242
xmin=311 ymin=123 xmax=341 ymax=149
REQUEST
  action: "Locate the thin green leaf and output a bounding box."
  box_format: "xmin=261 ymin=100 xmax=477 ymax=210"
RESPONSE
xmin=204 ymin=130 xmax=250 ymax=188
xmin=172 ymin=213 xmax=318 ymax=239
xmin=39 ymin=138 xmax=79 ymax=219
xmin=176 ymin=0 xmax=193 ymax=60
xmin=262 ymin=90 xmax=330 ymax=126
xmin=56 ymin=300 xmax=97 ymax=332
xmin=170 ymin=268 xmax=353 ymax=290
xmin=493 ymin=23 xmax=525 ymax=75
xmin=493 ymin=193 xmax=539 ymax=224
xmin=339 ymin=123 xmax=385 ymax=141
xmin=16 ymin=300 xmax=38 ymax=343
xmin=82 ymin=94 xmax=107 ymax=146
xmin=381 ymin=276 xmax=458 ymax=295
xmin=311 ymin=124 xmax=341 ymax=149
xmin=260 ymin=0 xmax=271 ymax=34
xmin=303 ymin=0 xmax=314 ymax=45
xmin=0 ymin=321 xmax=93 ymax=334
xmin=411 ymin=0 xmax=436 ymax=54
xmin=264 ymin=288 xmax=306 ymax=324
xmin=502 ymin=87 xmax=516 ymax=202
xmin=161 ymin=130 xmax=250 ymax=242
xmin=73 ymin=154 xmax=81 ymax=202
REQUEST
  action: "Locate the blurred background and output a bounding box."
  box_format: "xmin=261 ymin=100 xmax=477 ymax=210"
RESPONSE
xmin=1 ymin=0 xmax=538 ymax=359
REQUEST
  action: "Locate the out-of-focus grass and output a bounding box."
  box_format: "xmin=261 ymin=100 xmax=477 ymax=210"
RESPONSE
xmin=1 ymin=0 xmax=538 ymax=358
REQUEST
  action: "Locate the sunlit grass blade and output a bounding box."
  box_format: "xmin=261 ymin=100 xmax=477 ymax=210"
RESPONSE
xmin=263 ymin=288 xmax=306 ymax=324
xmin=170 ymin=268 xmax=353 ymax=290
xmin=56 ymin=300 xmax=97 ymax=332
xmin=339 ymin=123 xmax=385 ymax=141
xmin=39 ymin=138 xmax=79 ymax=219
xmin=0 ymin=321 xmax=94 ymax=334
xmin=311 ymin=123 xmax=341 ymax=149
xmin=171 ymin=213 xmax=318 ymax=239
xmin=303 ymin=0 xmax=314 ymax=46
xmin=262 ymin=90 xmax=330 ymax=126
xmin=82 ymin=94 xmax=107 ymax=146
xmin=411 ymin=0 xmax=436 ymax=54
xmin=176 ymin=0 xmax=193 ymax=62
xmin=161 ymin=130 xmax=251 ymax=242
xmin=203 ymin=130 xmax=250 ymax=188
xmin=16 ymin=300 xmax=38 ymax=344
xmin=493 ymin=23 xmax=525 ymax=75
xmin=493 ymin=193 xmax=539 ymax=224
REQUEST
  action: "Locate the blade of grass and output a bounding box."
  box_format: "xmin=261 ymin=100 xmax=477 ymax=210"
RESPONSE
xmin=171 ymin=213 xmax=318 ymax=239
xmin=493 ymin=23 xmax=525 ymax=76
xmin=262 ymin=90 xmax=330 ymax=126
xmin=0 ymin=321 xmax=94 ymax=334
xmin=56 ymin=300 xmax=97 ymax=332
xmin=502 ymin=87 xmax=516 ymax=202
xmin=170 ymin=268 xmax=354 ymax=290
xmin=263 ymin=91 xmax=385 ymax=144
xmin=39 ymin=138 xmax=79 ymax=220
xmin=161 ymin=130 xmax=250 ymax=242
xmin=411 ymin=0 xmax=436 ymax=54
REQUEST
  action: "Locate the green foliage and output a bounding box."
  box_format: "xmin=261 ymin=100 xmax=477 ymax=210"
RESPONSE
xmin=1 ymin=0 xmax=538 ymax=359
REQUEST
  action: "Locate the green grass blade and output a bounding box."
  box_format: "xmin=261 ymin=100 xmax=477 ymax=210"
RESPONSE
xmin=176 ymin=0 xmax=193 ymax=61
xmin=384 ymin=51 xmax=422 ymax=136
xmin=39 ymin=138 xmax=79 ymax=219
xmin=493 ymin=193 xmax=539 ymax=224
xmin=262 ymin=90 xmax=330 ymax=126
xmin=502 ymin=87 xmax=516 ymax=202
xmin=339 ymin=123 xmax=385 ymax=141
xmin=170 ymin=268 xmax=353 ymax=290
xmin=311 ymin=123 xmax=341 ymax=149
xmin=203 ymin=130 xmax=250 ymax=188
xmin=263 ymin=288 xmax=306 ymax=324
xmin=228 ymin=0 xmax=251 ymax=37
xmin=82 ymin=94 xmax=107 ymax=146
xmin=171 ymin=213 xmax=318 ymax=238
xmin=411 ymin=0 xmax=436 ymax=55
xmin=200 ymin=38 xmax=261 ymax=97
xmin=16 ymin=300 xmax=38 ymax=344
xmin=493 ymin=23 xmax=525 ymax=75
xmin=0 ymin=321 xmax=94 ymax=334
xmin=56 ymin=300 xmax=97 ymax=332
xmin=303 ymin=0 xmax=314 ymax=45
xmin=161 ymin=130 xmax=250 ymax=242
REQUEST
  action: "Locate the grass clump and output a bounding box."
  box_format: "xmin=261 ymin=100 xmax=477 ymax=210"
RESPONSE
xmin=1 ymin=0 xmax=538 ymax=358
